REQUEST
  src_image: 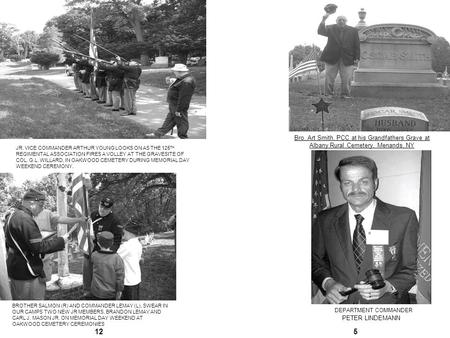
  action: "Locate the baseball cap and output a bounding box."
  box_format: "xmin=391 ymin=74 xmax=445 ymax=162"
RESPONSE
xmin=98 ymin=231 xmax=114 ymax=249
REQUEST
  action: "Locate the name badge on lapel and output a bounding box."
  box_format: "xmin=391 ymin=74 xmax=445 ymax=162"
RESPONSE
xmin=366 ymin=230 xmax=389 ymax=245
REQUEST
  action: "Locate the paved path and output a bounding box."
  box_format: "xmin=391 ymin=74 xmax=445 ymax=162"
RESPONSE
xmin=0 ymin=63 xmax=206 ymax=139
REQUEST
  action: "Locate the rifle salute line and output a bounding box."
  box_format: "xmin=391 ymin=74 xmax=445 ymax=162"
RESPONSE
xmin=53 ymin=36 xmax=198 ymax=138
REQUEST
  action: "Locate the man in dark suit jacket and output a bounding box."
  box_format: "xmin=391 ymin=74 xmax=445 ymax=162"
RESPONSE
xmin=318 ymin=14 xmax=360 ymax=98
xmin=312 ymin=156 xmax=419 ymax=304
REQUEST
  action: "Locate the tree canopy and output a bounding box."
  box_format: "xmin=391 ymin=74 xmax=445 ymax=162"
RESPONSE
xmin=46 ymin=0 xmax=206 ymax=64
xmin=0 ymin=0 xmax=206 ymax=64
xmin=0 ymin=173 xmax=176 ymax=234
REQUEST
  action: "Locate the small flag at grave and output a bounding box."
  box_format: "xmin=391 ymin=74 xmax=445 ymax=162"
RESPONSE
xmin=289 ymin=46 xmax=320 ymax=79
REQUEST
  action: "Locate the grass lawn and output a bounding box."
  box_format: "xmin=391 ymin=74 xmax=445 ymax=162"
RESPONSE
xmin=0 ymin=77 xmax=151 ymax=138
xmin=46 ymin=231 xmax=176 ymax=300
xmin=289 ymin=79 xmax=450 ymax=131
xmin=140 ymin=66 xmax=206 ymax=96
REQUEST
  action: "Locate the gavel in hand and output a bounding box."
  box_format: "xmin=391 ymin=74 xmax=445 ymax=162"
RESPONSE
xmin=339 ymin=269 xmax=386 ymax=296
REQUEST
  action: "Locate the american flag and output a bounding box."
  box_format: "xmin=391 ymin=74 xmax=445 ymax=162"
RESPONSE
xmin=89 ymin=8 xmax=98 ymax=68
xmin=311 ymin=151 xmax=330 ymax=304
xmin=71 ymin=173 xmax=93 ymax=255
xmin=312 ymin=151 xmax=330 ymax=221
xmin=289 ymin=46 xmax=320 ymax=79
xmin=416 ymin=151 xmax=431 ymax=303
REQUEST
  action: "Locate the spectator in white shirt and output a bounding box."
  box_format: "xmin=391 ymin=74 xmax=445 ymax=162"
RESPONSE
xmin=117 ymin=222 xmax=143 ymax=300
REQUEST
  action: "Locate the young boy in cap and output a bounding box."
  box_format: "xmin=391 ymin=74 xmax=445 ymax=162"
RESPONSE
xmin=90 ymin=231 xmax=124 ymax=300
xmin=117 ymin=222 xmax=143 ymax=300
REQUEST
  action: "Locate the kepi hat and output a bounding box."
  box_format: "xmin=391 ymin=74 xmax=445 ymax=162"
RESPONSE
xmin=100 ymin=197 xmax=114 ymax=208
xmin=23 ymin=189 xmax=46 ymax=202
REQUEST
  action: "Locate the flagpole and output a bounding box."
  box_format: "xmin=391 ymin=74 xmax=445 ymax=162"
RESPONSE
xmin=316 ymin=68 xmax=321 ymax=97
xmin=82 ymin=183 xmax=92 ymax=259
xmin=312 ymin=45 xmax=322 ymax=97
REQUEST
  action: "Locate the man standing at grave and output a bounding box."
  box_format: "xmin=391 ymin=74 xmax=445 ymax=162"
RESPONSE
xmin=312 ymin=156 xmax=419 ymax=304
xmin=318 ymin=12 xmax=360 ymax=98
xmin=83 ymin=197 xmax=123 ymax=297
xmin=146 ymin=64 xmax=196 ymax=139
xmin=4 ymin=189 xmax=69 ymax=300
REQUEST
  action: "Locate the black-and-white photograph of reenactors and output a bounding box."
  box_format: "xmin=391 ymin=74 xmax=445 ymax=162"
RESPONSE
xmin=0 ymin=173 xmax=176 ymax=300
xmin=0 ymin=0 xmax=206 ymax=139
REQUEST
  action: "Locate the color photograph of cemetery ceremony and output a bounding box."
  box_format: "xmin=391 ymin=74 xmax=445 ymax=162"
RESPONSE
xmin=0 ymin=0 xmax=206 ymax=139
xmin=288 ymin=1 xmax=450 ymax=131
xmin=0 ymin=173 xmax=176 ymax=300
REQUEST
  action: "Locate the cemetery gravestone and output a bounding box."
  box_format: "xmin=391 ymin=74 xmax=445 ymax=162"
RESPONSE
xmin=351 ymin=24 xmax=448 ymax=98
xmin=152 ymin=56 xmax=169 ymax=68
xmin=360 ymin=107 xmax=429 ymax=131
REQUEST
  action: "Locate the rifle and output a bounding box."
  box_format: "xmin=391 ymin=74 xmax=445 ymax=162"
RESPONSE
xmin=55 ymin=45 xmax=113 ymax=65
xmin=51 ymin=38 xmax=81 ymax=56
xmin=73 ymin=33 xmax=128 ymax=62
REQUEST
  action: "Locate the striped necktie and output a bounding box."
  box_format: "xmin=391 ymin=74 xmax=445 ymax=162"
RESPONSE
xmin=353 ymin=214 xmax=366 ymax=272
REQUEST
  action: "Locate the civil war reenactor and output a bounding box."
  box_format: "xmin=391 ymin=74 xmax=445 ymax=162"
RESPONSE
xmin=79 ymin=57 xmax=93 ymax=98
xmin=90 ymin=63 xmax=99 ymax=101
xmin=117 ymin=59 xmax=142 ymax=116
xmin=72 ymin=58 xmax=83 ymax=92
xmin=95 ymin=66 xmax=108 ymax=104
xmin=98 ymin=58 xmax=116 ymax=107
xmin=98 ymin=60 xmax=124 ymax=112
xmin=4 ymin=189 xmax=70 ymax=300
xmin=146 ymin=63 xmax=196 ymax=139
xmin=83 ymin=197 xmax=123 ymax=297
